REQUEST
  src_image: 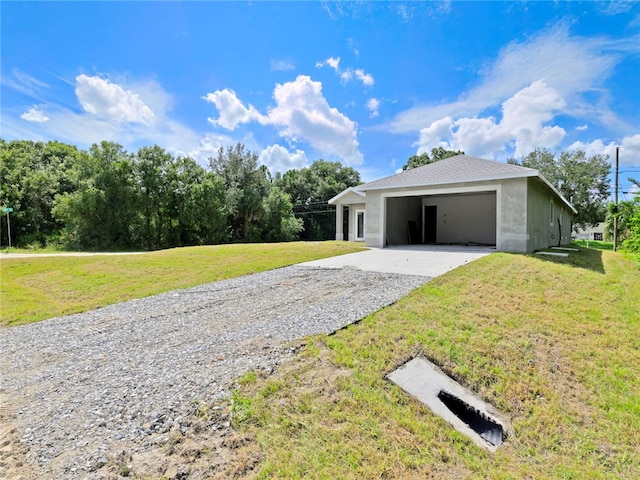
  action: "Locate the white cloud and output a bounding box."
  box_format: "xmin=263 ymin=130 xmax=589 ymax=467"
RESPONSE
xmin=129 ymin=78 xmax=175 ymax=119
xmin=431 ymin=0 xmax=452 ymax=15
xmin=367 ymin=98 xmax=380 ymax=118
xmin=259 ymin=144 xmax=308 ymax=174
xmin=202 ymin=88 xmax=266 ymax=130
xmin=569 ymin=134 xmax=640 ymax=166
xmin=340 ymin=68 xmax=374 ymax=87
xmin=316 ymin=56 xmax=340 ymax=71
xmin=176 ymin=132 xmax=235 ymax=164
xmin=397 ymin=4 xmax=414 ymax=23
xmin=416 ymin=81 xmax=567 ymax=158
xmin=390 ymin=24 xmax=629 ymax=134
xmin=75 ymin=74 xmax=156 ymax=124
xmin=3 ymin=73 xmax=234 ymax=169
xmin=347 ymin=38 xmax=360 ymax=57
xmin=599 ymin=0 xmax=635 ymax=15
xmin=317 ymin=57 xmax=374 ymax=87
xmin=267 ymin=76 xmax=363 ymax=164
xmin=576 ymin=125 xmax=589 ymax=131
xmin=353 ymin=69 xmax=374 ymax=87
xmin=2 ymin=69 xmax=50 ymax=99
xmin=15 ymin=70 xmax=49 ymax=89
xmin=204 ymin=76 xmax=362 ymax=165
xmin=501 ymin=80 xmax=566 ymax=156
xmin=20 ymin=107 xmax=49 ymax=123
xmin=270 ymin=59 xmax=295 ymax=71
xmin=621 ymin=134 xmax=640 ymax=165
xmin=567 ymin=139 xmax=616 ymax=159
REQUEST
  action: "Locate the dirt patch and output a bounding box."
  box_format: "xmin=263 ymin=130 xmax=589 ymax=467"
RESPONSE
xmin=89 ymin=397 xmax=260 ymax=479
xmin=92 ymin=341 xmax=350 ymax=480
xmin=0 ymin=393 xmax=37 ymax=480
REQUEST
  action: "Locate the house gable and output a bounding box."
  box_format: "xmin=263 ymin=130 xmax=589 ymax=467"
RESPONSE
xmin=328 ymin=187 xmax=365 ymax=205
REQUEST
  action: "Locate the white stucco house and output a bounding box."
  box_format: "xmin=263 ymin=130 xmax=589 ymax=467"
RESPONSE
xmin=329 ymin=155 xmax=577 ymax=253
xmin=574 ymin=222 xmax=605 ymax=241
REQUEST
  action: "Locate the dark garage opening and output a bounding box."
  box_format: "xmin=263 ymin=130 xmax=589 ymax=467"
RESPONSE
xmin=385 ymin=192 xmax=496 ymax=246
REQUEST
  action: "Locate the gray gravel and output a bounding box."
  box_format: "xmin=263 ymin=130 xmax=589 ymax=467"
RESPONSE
xmin=0 ymin=265 xmax=429 ymax=479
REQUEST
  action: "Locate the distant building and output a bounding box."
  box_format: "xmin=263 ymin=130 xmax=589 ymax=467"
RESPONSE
xmin=574 ymin=222 xmax=605 ymax=241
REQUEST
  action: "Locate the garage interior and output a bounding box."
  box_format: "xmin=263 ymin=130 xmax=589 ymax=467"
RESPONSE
xmin=385 ymin=191 xmax=497 ymax=246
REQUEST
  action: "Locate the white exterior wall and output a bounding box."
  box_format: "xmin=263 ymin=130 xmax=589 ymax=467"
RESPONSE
xmin=498 ymin=179 xmax=529 ymax=253
xmin=365 ymin=182 xmax=503 ymax=249
xmin=352 ymin=177 xmax=572 ymax=253
xmin=364 ymin=191 xmax=384 ymax=247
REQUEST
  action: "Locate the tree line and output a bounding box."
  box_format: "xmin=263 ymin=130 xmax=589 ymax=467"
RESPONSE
xmin=2 ymin=139 xmax=637 ymax=261
xmin=0 ymin=139 xmax=361 ymax=250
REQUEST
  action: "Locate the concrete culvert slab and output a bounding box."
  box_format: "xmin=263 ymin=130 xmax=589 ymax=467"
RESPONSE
xmin=387 ymin=357 xmax=509 ymax=452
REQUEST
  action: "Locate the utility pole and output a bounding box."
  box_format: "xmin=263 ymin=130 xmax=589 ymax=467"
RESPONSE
xmin=614 ymin=147 xmax=619 ymax=252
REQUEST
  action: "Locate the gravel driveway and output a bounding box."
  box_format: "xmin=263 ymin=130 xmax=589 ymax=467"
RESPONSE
xmin=0 ymin=264 xmax=429 ymax=479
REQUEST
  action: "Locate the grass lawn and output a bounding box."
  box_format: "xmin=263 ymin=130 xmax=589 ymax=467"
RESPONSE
xmin=0 ymin=241 xmax=365 ymax=326
xmin=229 ymin=246 xmax=640 ymax=479
xmin=572 ymin=239 xmax=614 ymax=251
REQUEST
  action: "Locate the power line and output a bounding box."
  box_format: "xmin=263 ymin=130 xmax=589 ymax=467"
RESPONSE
xmin=294 ymin=210 xmax=336 ymax=215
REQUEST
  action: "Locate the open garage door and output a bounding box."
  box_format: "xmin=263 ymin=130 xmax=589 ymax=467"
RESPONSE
xmin=386 ymin=192 xmax=496 ymax=246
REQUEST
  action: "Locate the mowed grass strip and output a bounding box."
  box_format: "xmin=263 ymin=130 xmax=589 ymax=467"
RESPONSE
xmin=0 ymin=242 xmax=365 ymax=326
xmin=230 ymin=247 xmax=640 ymax=479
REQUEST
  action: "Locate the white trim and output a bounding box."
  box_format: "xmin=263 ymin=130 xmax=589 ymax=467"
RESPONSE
xmin=328 ymin=187 xmax=365 ymax=205
xmin=379 ymin=184 xmax=502 ymax=250
xmin=362 ymin=172 xmax=535 ymax=192
xmin=335 ymin=202 xmax=344 ymax=241
xmin=359 ymin=171 xmax=576 ymax=215
xmin=495 ymin=184 xmax=502 ymax=251
xmin=355 ymin=209 xmax=365 ymax=241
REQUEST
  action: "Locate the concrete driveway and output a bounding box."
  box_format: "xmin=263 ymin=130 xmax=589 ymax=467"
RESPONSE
xmin=299 ymin=244 xmax=494 ymax=277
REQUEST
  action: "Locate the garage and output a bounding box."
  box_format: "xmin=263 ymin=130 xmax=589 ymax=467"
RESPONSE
xmin=385 ymin=192 xmax=497 ymax=246
xmin=329 ymin=155 xmax=576 ymax=253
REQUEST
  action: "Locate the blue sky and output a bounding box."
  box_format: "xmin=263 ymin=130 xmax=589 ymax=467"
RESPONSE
xmin=2 ymin=1 xmax=640 ymax=196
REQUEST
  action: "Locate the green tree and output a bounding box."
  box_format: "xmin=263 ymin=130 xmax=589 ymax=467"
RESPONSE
xmin=53 ymin=141 xmax=137 ymax=249
xmin=0 ymin=139 xmax=84 ymax=247
xmin=134 ymin=145 xmax=175 ymax=249
xmin=261 ymin=187 xmax=303 ymax=242
xmin=209 ymin=144 xmax=271 ymax=242
xmin=509 ymin=148 xmax=611 ymax=231
xmin=622 ymin=178 xmax=640 ymax=261
xmin=402 ymin=147 xmax=464 ymax=171
xmin=277 ymin=160 xmax=361 ymax=240
xmin=169 ymin=157 xmax=228 ymax=246
xmin=604 ymin=200 xmax=637 ymax=242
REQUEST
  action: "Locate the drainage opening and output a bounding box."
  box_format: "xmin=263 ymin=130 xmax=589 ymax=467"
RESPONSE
xmin=438 ymin=390 xmax=504 ymax=447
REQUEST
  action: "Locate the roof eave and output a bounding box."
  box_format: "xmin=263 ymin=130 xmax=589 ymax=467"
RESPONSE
xmin=535 ymin=173 xmax=578 ymax=214
xmin=327 ymin=187 xmax=366 ymax=205
xmin=359 ymin=171 xmax=538 ymax=192
xmin=360 ymin=170 xmax=577 ymax=214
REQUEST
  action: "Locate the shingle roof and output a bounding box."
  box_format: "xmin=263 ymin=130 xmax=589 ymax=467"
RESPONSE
xmin=358 ymin=155 xmax=538 ymax=191
xmin=351 ymin=154 xmax=576 ymax=213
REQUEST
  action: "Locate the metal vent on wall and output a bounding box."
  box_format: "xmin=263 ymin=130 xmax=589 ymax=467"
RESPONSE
xmin=387 ymin=357 xmax=509 ymax=452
